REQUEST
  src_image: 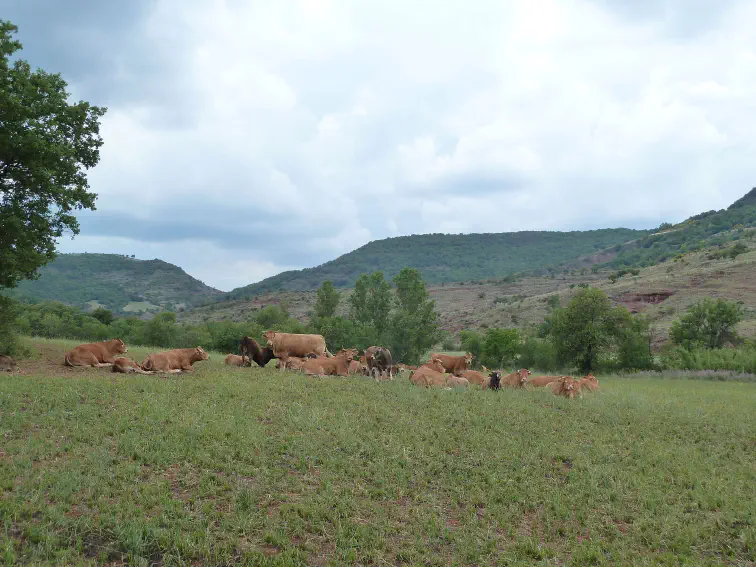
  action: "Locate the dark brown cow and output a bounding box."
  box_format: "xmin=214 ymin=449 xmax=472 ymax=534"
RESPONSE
xmin=368 ymin=346 xmax=393 ymax=381
xmin=428 ymin=352 xmax=473 ymax=375
xmin=239 ymin=336 xmax=277 ymax=367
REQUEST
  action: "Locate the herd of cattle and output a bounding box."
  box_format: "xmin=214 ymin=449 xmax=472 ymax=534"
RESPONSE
xmin=57 ymin=331 xmax=599 ymax=399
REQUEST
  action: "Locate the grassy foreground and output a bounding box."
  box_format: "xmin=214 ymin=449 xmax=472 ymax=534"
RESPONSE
xmin=1 ymin=340 xmax=755 ymax=566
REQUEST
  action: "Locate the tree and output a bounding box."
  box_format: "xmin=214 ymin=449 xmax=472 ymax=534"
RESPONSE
xmin=313 ymin=280 xmax=340 ymax=318
xmin=482 ymin=328 xmax=520 ymax=369
xmin=388 ymin=268 xmax=440 ymax=364
xmin=460 ymin=330 xmax=484 ymax=364
xmin=0 ymin=21 xmax=107 ymax=290
xmin=670 ymin=298 xmax=743 ymax=349
xmin=349 ymin=271 xmax=392 ymax=338
xmin=91 ymin=307 xmax=114 ymax=326
xmin=548 ymin=287 xmax=630 ymax=373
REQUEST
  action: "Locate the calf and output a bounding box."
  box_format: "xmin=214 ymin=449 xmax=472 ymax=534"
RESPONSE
xmin=225 ymin=354 xmax=251 ymax=367
xmin=577 ymin=374 xmax=600 ymax=392
xmin=64 ymin=338 xmax=128 ymax=367
xmin=112 ymin=357 xmax=153 ymax=374
xmin=302 ymin=349 xmax=357 ymax=377
xmin=551 ymin=376 xmax=581 ymax=399
xmin=459 ymin=369 xmax=487 ymax=386
xmin=501 ymin=368 xmax=531 ymax=388
xmin=142 ymin=347 xmax=210 ymax=373
xmin=240 ymin=336 xmax=277 ymax=367
xmin=409 ymin=359 xmax=448 ymax=387
xmin=446 ymin=374 xmax=469 ymax=388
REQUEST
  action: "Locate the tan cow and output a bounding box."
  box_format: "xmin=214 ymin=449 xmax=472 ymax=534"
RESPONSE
xmin=446 ymin=374 xmax=469 ymax=388
xmin=142 ymin=347 xmax=209 ymax=373
xmin=64 ymin=339 xmax=128 ymax=367
xmin=0 ymin=355 xmax=18 ymax=372
xmin=501 ymin=368 xmax=531 ymax=388
xmin=224 ymin=354 xmax=251 ymax=367
xmin=409 ymin=359 xmax=448 ymax=387
xmin=551 ymin=376 xmax=580 ymax=399
xmin=577 ymin=374 xmax=600 ymax=392
xmin=428 ymin=352 xmax=473 ymax=375
xmin=302 ymin=349 xmax=357 ymax=377
xmin=264 ymin=331 xmax=328 ymax=368
xmin=527 ymin=374 xmax=565 ymax=387
xmin=348 ymin=360 xmax=366 ymax=375
xmin=459 ymin=369 xmax=487 ymax=386
xmin=112 ymin=357 xmax=153 ymax=374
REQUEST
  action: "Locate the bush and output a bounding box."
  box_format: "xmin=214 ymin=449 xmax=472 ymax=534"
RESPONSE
xmin=670 ymin=298 xmax=743 ymax=349
xmin=0 ymin=296 xmax=22 ymax=355
xmin=459 ymin=330 xmax=484 ymax=366
xmin=518 ymin=336 xmax=558 ymax=372
xmin=481 ymin=328 xmax=520 ymax=369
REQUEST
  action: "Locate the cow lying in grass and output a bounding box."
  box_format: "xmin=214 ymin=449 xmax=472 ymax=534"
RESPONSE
xmin=302 ymin=349 xmax=358 ymax=376
xmin=578 ymin=374 xmax=600 ymax=392
xmin=527 ymin=374 xmax=564 ymax=387
xmin=551 ymin=376 xmax=581 ymax=399
xmin=64 ymin=339 xmax=128 ymax=368
xmin=225 ymin=354 xmax=251 ymax=367
xmin=112 ymin=357 xmax=153 ymax=374
xmin=409 ymin=359 xmax=449 ymax=387
xmin=0 ymin=355 xmax=18 ymax=372
xmin=142 ymin=347 xmax=210 ymax=373
xmin=500 ymin=368 xmax=531 ymax=388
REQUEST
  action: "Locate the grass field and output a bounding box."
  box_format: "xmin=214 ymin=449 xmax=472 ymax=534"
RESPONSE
xmin=1 ymin=339 xmax=755 ymax=566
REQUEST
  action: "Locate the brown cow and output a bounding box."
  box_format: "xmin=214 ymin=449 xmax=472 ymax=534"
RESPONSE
xmin=578 ymin=374 xmax=600 ymax=392
xmin=409 ymin=359 xmax=448 ymax=387
xmin=142 ymin=347 xmax=209 ymax=373
xmin=64 ymin=339 xmax=128 ymax=367
xmin=112 ymin=357 xmax=153 ymax=374
xmin=459 ymin=369 xmax=487 ymax=386
xmin=428 ymin=352 xmax=473 ymax=375
xmin=302 ymin=349 xmax=357 ymax=377
xmin=224 ymin=354 xmax=251 ymax=367
xmin=348 ymin=360 xmax=367 ymax=375
xmin=446 ymin=374 xmax=469 ymax=388
xmin=264 ymin=331 xmax=329 ymax=369
xmin=551 ymin=376 xmax=580 ymax=399
xmin=501 ymin=368 xmax=531 ymax=388
xmin=239 ymin=336 xmax=277 ymax=367
xmin=527 ymin=374 xmax=564 ymax=387
xmin=0 ymin=355 xmax=18 ymax=372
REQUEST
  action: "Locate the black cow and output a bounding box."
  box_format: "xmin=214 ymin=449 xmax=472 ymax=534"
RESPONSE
xmin=239 ymin=336 xmax=277 ymax=368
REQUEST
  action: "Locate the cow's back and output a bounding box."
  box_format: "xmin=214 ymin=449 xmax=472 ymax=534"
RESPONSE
xmin=270 ymin=333 xmax=326 ymax=357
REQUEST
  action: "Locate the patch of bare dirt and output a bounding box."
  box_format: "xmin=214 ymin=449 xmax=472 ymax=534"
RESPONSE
xmin=614 ymin=290 xmax=675 ymax=313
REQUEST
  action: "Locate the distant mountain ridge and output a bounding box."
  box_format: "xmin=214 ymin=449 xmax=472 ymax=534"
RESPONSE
xmin=7 ymin=253 xmax=221 ymax=314
xmin=224 ymin=228 xmax=648 ymax=300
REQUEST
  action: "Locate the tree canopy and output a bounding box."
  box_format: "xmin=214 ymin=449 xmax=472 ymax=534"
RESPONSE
xmin=670 ymin=298 xmax=743 ymax=349
xmin=0 ymin=20 xmax=106 ymax=290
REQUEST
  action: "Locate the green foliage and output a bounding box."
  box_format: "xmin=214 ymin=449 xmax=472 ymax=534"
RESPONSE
xmin=548 ymin=288 xmax=633 ymax=373
xmin=660 ymin=344 xmax=756 ymax=374
xmin=4 ymin=253 xmax=221 ymax=312
xmin=459 ymin=330 xmax=484 ymax=365
xmin=481 ymin=328 xmax=520 ymax=369
xmin=312 ymin=317 xmax=378 ymax=353
xmin=706 ymin=242 xmax=749 ymax=260
xmin=388 ymin=268 xmax=441 ymax=365
xmin=143 ymin=312 xmax=178 ymax=348
xmin=0 ymin=296 xmax=21 ymax=355
xmin=518 ymin=336 xmax=559 ymax=371
xmin=617 ymin=316 xmax=655 ymax=371
xmin=91 ymin=307 xmax=114 ymax=326
xmin=670 ymin=298 xmax=743 ymax=349
xmin=313 ymin=280 xmax=340 ymax=318
xmin=0 ymin=21 xmax=106 ymax=290
xmin=440 ymin=332 xmax=458 ymax=351
xmin=226 ymin=228 xmax=646 ymax=298
xmin=349 ymin=272 xmax=392 ymax=339
xmin=546 ymin=295 xmax=560 ymax=309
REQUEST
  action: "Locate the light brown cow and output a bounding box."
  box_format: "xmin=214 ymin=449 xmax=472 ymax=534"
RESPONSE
xmin=302 ymin=349 xmax=358 ymax=377
xmin=409 ymin=359 xmax=448 ymax=387
xmin=0 ymin=355 xmax=18 ymax=372
xmin=459 ymin=369 xmax=487 ymax=386
xmin=142 ymin=347 xmax=209 ymax=373
xmin=446 ymin=374 xmax=470 ymax=388
xmin=64 ymin=339 xmax=128 ymax=367
xmin=224 ymin=354 xmax=251 ymax=367
xmin=112 ymin=357 xmax=153 ymax=374
xmin=348 ymin=360 xmax=366 ymax=375
xmin=429 ymin=352 xmax=473 ymax=375
xmin=527 ymin=374 xmax=565 ymax=387
xmin=577 ymin=374 xmax=600 ymax=392
xmin=264 ymin=331 xmax=328 ymax=369
xmin=551 ymin=376 xmax=580 ymax=399
xmin=501 ymin=368 xmax=531 ymax=388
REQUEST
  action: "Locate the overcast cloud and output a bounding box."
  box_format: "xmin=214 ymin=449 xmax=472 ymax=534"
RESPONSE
xmin=3 ymin=0 xmax=755 ymax=290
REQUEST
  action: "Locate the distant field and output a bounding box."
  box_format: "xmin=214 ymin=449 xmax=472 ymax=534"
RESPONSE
xmin=1 ymin=339 xmax=754 ymax=565
xmin=123 ymin=301 xmax=160 ymax=313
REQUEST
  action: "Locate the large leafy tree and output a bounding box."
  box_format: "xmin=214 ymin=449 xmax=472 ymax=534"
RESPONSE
xmin=389 ymin=268 xmax=440 ymax=364
xmin=313 ymin=280 xmax=340 ymax=318
xmin=0 ymin=20 xmax=107 ymax=290
xmin=548 ymin=287 xmax=632 ymax=373
xmin=348 ymin=271 xmax=392 ymax=338
xmin=670 ymin=298 xmax=743 ymax=349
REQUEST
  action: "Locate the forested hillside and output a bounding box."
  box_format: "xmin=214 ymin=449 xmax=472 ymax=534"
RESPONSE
xmin=6 ymin=253 xmax=221 ymax=314
xmin=224 ymin=228 xmax=646 ymax=300
xmin=602 ymin=188 xmax=756 ymax=269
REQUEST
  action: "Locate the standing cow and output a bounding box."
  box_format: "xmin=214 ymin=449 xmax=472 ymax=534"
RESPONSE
xmin=366 ymin=346 xmax=393 ymax=381
xmin=263 ymin=331 xmax=329 ymax=369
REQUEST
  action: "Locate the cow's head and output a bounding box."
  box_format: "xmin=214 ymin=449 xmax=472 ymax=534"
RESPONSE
xmin=488 ymin=371 xmax=501 ymax=390
xmin=427 ymin=358 xmax=446 ymax=373
xmin=111 ymin=338 xmax=128 ymax=354
xmin=263 ymin=330 xmax=276 ymax=344
xmin=584 ymin=373 xmax=598 ymax=383
xmin=517 ymin=368 xmax=531 ymax=384
xmin=195 ymin=346 xmax=210 ymax=361
xmin=464 ymin=353 xmax=474 ymax=365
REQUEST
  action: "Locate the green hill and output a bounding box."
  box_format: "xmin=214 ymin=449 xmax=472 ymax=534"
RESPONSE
xmin=603 ymin=189 xmax=756 ymax=269
xmin=7 ymin=253 xmax=221 ymax=313
xmin=224 ymin=228 xmax=647 ymax=300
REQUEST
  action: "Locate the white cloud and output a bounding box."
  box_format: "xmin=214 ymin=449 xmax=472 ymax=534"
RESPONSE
xmin=12 ymin=0 xmax=756 ymax=289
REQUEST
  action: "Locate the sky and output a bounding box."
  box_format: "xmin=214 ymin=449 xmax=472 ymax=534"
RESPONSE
xmin=3 ymin=0 xmax=756 ymax=291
